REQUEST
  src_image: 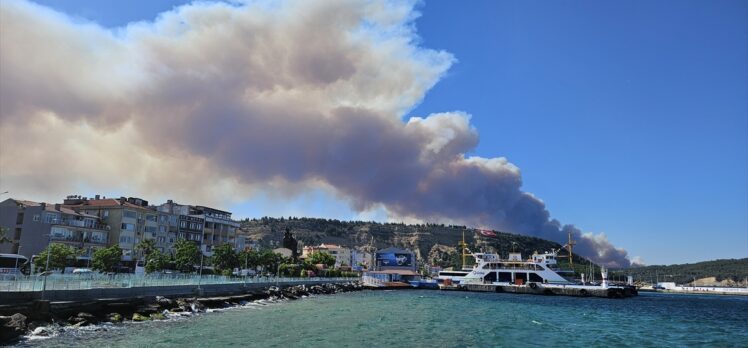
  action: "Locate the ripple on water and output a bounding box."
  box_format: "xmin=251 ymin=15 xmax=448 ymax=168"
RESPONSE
xmin=12 ymin=291 xmax=748 ymax=347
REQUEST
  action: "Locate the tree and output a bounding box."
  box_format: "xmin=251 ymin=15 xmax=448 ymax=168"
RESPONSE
xmin=239 ymin=249 xmax=260 ymax=271
xmin=255 ymin=250 xmax=286 ymax=275
xmin=309 ymin=251 xmax=336 ymax=268
xmin=211 ymin=244 xmax=239 ymax=273
xmin=136 ymin=238 xmax=163 ymax=273
xmin=135 ymin=239 xmax=156 ymax=259
xmin=0 ymin=226 xmax=12 ymax=244
xmin=92 ymin=245 xmax=122 ymax=273
xmin=37 ymin=243 xmax=79 ymax=272
xmin=173 ymin=239 xmax=200 ymax=273
xmin=145 ymin=249 xmax=170 ymax=273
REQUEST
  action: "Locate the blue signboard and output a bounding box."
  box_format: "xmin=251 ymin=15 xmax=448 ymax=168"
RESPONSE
xmin=376 ymin=252 xmax=413 ymax=268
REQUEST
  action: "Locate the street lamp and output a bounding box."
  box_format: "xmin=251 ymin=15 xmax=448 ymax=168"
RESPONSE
xmin=41 ymin=234 xmax=53 ymax=300
xmin=13 ymin=246 xmax=21 ymax=272
xmin=197 ymin=250 xmax=204 ymax=293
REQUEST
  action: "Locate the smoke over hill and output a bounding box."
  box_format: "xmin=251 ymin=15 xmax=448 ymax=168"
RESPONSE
xmin=0 ymin=0 xmax=631 ymax=267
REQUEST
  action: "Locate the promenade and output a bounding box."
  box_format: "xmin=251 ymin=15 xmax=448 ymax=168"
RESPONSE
xmin=0 ymin=274 xmax=358 ymax=304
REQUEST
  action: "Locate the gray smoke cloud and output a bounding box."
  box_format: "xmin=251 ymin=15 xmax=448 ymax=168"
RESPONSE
xmin=0 ymin=0 xmax=632 ymax=267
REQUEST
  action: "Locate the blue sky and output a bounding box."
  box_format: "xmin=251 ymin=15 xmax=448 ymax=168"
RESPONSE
xmin=26 ymin=0 xmax=748 ymax=265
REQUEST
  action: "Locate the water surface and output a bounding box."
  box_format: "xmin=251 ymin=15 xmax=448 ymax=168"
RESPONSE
xmin=18 ymin=290 xmax=748 ymax=347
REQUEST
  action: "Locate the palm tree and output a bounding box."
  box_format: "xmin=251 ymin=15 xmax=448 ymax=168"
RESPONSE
xmin=135 ymin=238 xmax=156 ymax=260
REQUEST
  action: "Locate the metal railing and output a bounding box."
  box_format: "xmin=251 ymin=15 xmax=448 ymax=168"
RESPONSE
xmin=0 ymin=274 xmax=359 ymax=292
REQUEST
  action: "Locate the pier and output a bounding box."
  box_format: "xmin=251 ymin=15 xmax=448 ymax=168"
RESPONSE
xmin=449 ymin=283 xmax=637 ymax=298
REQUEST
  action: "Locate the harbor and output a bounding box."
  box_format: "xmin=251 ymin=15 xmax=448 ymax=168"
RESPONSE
xmin=363 ymin=233 xmax=639 ymax=299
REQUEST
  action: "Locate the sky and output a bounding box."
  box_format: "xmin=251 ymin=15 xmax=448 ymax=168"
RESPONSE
xmin=1 ymin=0 xmax=746 ymax=266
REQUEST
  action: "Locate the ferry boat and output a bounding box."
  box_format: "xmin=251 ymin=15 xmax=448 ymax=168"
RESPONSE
xmin=459 ymin=249 xmax=574 ymax=286
xmin=453 ymin=249 xmax=637 ymax=298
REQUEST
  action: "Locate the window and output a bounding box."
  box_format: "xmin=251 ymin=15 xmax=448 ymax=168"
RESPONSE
xmin=119 ymin=236 xmax=133 ymax=244
xmin=33 ymin=214 xmax=40 ymax=222
xmin=159 ymin=215 xmax=168 ymax=224
xmin=145 ymin=214 xmax=157 ymax=222
xmin=529 ymin=273 xmax=544 ymax=283
xmin=121 ymin=223 xmax=135 ymax=231
xmin=86 ymin=231 xmax=107 ymax=243
xmin=123 ymin=210 xmax=137 ymax=219
xmin=180 ymin=221 xmax=187 ymax=228
xmin=103 ymin=210 xmax=109 ymax=218
xmin=145 ymin=226 xmax=157 ymax=233
xmin=84 ymin=219 xmax=95 ymax=228
xmin=159 ymin=225 xmax=167 ymax=233
xmin=42 ymin=212 xmax=60 ymax=224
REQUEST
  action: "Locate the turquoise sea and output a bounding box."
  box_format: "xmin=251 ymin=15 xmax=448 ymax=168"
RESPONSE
xmin=18 ymin=290 xmax=748 ymax=347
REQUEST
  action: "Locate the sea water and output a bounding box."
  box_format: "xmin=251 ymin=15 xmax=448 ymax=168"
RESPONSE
xmin=16 ymin=290 xmax=748 ymax=347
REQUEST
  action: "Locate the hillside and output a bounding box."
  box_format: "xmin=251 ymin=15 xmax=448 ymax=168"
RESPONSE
xmin=240 ymin=217 xmax=588 ymax=269
xmin=612 ymin=258 xmax=748 ymax=285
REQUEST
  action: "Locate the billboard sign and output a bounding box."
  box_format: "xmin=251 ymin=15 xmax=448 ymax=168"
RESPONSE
xmin=376 ymin=252 xmax=413 ymax=268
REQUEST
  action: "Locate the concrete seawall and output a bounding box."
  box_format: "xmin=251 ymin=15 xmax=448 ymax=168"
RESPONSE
xmin=1 ymin=280 xmax=348 ymax=304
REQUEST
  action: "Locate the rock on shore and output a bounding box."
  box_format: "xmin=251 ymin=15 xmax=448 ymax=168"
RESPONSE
xmin=3 ymin=281 xmax=363 ymax=345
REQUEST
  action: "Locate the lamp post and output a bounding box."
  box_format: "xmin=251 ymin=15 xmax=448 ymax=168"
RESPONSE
xmin=14 ymin=246 xmax=21 ymax=272
xmin=197 ymin=250 xmax=204 ymax=292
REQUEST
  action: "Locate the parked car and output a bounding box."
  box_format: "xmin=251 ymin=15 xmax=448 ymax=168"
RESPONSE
xmin=233 ymin=269 xmax=257 ymax=277
xmin=72 ymin=268 xmax=93 ymax=274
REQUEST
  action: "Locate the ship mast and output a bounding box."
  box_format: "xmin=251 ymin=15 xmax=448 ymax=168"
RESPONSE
xmin=567 ymin=229 xmax=576 ymax=269
xmin=459 ymin=230 xmax=469 ymax=270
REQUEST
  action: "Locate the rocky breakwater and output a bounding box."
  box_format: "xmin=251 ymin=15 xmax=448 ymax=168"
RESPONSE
xmin=1 ymin=281 xmax=363 ymax=345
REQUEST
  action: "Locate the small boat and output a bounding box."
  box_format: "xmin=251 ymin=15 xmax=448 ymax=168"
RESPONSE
xmin=409 ymin=279 xmax=439 ymax=289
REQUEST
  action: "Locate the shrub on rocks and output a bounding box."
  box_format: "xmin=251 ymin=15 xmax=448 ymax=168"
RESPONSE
xmin=107 ymin=313 xmax=123 ymax=322
xmin=132 ymin=313 xmax=149 ymax=322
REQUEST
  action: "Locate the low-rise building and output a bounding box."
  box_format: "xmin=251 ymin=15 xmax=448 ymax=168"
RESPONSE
xmin=302 ymin=244 xmax=352 ymax=268
xmin=364 ymin=247 xmax=419 ymax=284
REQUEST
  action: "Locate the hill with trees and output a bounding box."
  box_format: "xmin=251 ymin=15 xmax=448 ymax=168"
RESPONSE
xmin=240 ymin=216 xmax=588 ymax=270
xmin=611 ymin=258 xmax=748 ymax=285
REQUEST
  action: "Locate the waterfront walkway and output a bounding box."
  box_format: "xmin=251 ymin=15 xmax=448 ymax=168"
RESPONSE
xmin=0 ymin=274 xmax=356 ymax=292
xmin=0 ymin=274 xmax=359 ymax=304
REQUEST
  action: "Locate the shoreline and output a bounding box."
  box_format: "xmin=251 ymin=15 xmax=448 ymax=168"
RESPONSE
xmin=0 ymin=281 xmax=363 ymax=345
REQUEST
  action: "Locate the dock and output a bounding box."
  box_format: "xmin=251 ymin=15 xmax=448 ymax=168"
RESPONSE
xmin=447 ymin=283 xmax=637 ymax=298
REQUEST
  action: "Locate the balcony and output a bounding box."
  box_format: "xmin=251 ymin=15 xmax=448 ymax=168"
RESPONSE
xmin=50 ymin=218 xmax=110 ymax=231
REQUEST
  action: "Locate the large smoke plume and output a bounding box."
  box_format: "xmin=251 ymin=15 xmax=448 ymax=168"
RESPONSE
xmin=0 ymin=0 xmax=632 ymax=267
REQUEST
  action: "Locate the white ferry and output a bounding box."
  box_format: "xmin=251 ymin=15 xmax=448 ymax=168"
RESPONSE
xmin=450 ymin=249 xmax=637 ymax=298
xmin=459 ymin=250 xmax=573 ymax=286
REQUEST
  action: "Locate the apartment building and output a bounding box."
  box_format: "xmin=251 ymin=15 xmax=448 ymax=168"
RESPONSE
xmin=0 ymin=198 xmax=110 ymax=261
xmin=65 ymin=195 xmax=159 ymax=265
xmin=156 ymin=200 xmax=204 ymax=248
xmin=192 ymin=206 xmax=240 ymax=256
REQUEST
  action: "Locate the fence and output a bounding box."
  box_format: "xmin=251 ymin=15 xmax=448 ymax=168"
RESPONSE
xmin=0 ymin=273 xmax=359 ymax=292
